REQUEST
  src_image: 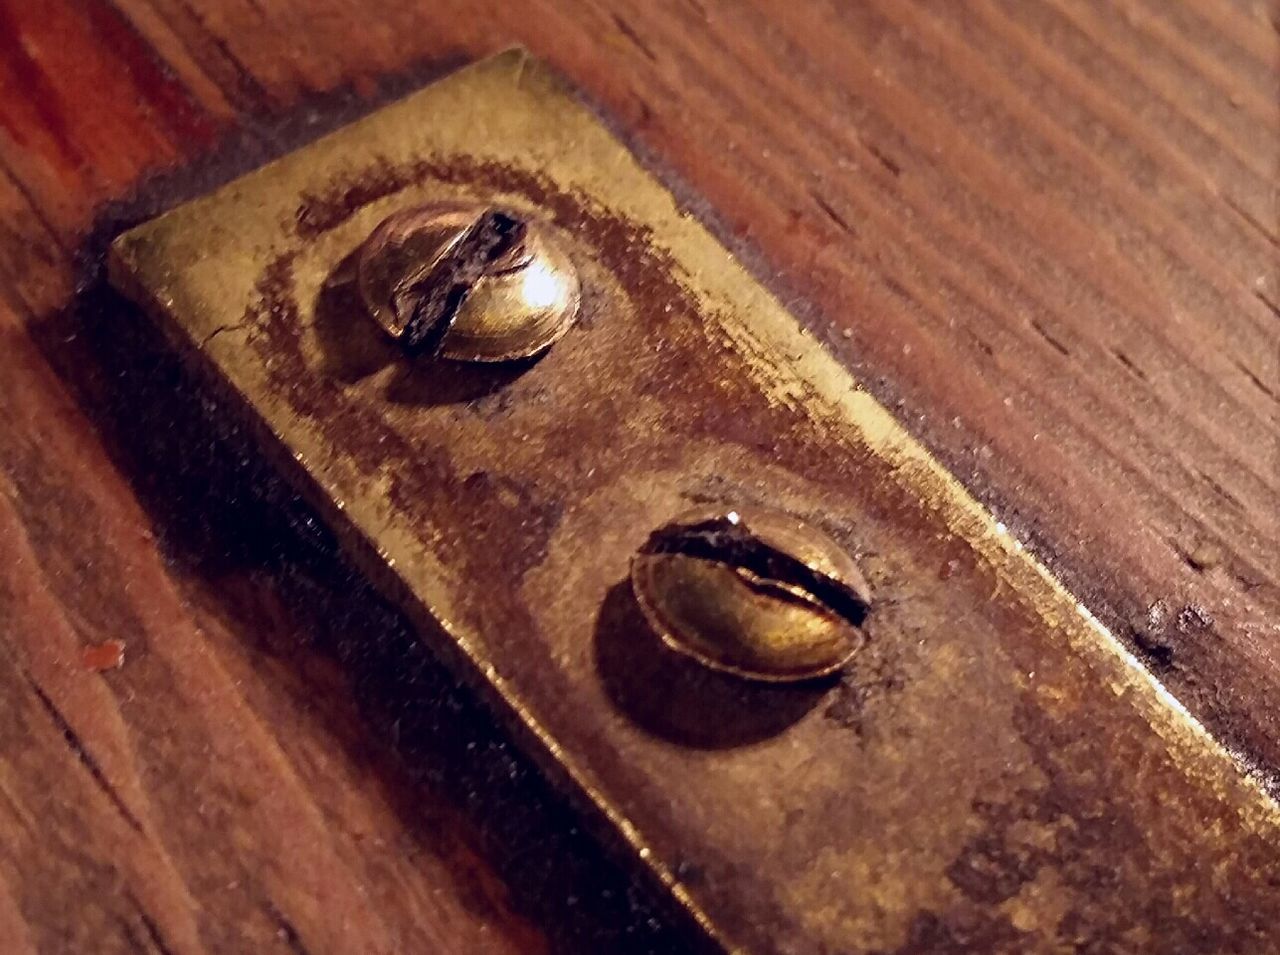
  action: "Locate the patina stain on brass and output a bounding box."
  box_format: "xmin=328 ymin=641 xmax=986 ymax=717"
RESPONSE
xmin=631 ymin=507 xmax=870 ymax=682
xmin=109 ymin=52 xmax=1280 ymax=954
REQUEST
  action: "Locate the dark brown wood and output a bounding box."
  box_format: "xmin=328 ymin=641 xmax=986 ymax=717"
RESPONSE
xmin=0 ymin=1 xmax=1276 ymax=952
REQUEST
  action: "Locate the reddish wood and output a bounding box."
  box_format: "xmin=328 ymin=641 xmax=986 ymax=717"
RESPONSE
xmin=0 ymin=0 xmax=1276 ymax=951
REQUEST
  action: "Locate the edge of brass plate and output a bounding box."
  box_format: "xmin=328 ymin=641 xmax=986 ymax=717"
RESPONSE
xmin=110 ymin=50 xmax=1280 ymax=954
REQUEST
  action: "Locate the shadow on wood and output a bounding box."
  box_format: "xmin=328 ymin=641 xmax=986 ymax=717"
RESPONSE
xmin=28 ymin=261 xmax=716 ymax=955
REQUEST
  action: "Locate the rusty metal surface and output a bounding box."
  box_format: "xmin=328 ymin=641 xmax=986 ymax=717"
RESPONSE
xmin=109 ymin=52 xmax=1280 ymax=954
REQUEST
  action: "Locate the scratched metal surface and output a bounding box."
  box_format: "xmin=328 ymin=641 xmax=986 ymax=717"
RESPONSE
xmin=110 ymin=52 xmax=1280 ymax=954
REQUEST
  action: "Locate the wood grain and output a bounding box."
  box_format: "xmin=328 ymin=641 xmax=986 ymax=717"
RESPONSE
xmin=0 ymin=0 xmax=1276 ymax=952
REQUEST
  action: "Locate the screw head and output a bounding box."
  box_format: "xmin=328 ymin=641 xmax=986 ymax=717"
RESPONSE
xmin=630 ymin=507 xmax=872 ymax=683
xmin=357 ymin=201 xmax=580 ymax=362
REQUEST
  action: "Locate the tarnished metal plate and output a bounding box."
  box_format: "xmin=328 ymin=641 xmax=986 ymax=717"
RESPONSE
xmin=110 ymin=52 xmax=1280 ymax=954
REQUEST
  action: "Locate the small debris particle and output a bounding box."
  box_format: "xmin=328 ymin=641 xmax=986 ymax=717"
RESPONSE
xmin=82 ymin=640 xmax=126 ymax=672
xmin=1146 ymin=600 xmax=1169 ymax=630
xmin=1130 ymin=601 xmax=1176 ymax=669
xmin=939 ymin=558 xmax=959 ymax=580
xmin=1177 ymin=604 xmax=1214 ymax=632
xmin=1131 ymin=628 xmax=1175 ymax=670
xmin=674 ymin=859 xmax=706 ymax=885
xmin=1186 ymin=540 xmax=1223 ymax=572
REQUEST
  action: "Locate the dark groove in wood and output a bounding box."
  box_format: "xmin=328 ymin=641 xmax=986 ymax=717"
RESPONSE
xmin=1111 ymin=348 xmax=1148 ymax=382
xmin=265 ymin=900 xmax=312 ymax=955
xmin=1256 ymin=289 xmax=1280 ymax=322
xmin=0 ymin=161 xmax=70 ymax=257
xmin=611 ymin=12 xmax=658 ymax=62
xmin=151 ymin=0 xmax=274 ymax=114
xmin=22 ymin=673 xmax=144 ymax=835
xmin=808 ymin=189 xmax=856 ymax=236
xmin=126 ymin=893 xmax=179 ymax=955
xmin=864 ymin=140 xmax=902 ymax=177
xmin=1195 ymin=467 xmax=1248 ymax=513
xmin=1233 ymin=359 xmax=1280 ymax=406
xmin=1223 ymin=193 xmax=1280 ymax=249
xmin=1029 ymin=319 xmax=1072 ymax=357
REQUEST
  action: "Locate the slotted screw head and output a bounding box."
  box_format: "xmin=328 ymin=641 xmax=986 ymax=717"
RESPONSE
xmin=630 ymin=507 xmax=872 ymax=683
xmin=357 ymin=201 xmax=580 ymax=362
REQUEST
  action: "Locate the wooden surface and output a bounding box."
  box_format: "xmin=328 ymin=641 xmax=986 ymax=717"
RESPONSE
xmin=0 ymin=1 xmax=1276 ymax=952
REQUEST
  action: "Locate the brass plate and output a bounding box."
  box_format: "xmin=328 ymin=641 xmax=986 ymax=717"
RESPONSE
xmin=110 ymin=52 xmax=1280 ymax=954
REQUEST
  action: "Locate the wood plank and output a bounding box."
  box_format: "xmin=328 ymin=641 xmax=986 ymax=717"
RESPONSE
xmin=0 ymin=1 xmax=1276 ymax=951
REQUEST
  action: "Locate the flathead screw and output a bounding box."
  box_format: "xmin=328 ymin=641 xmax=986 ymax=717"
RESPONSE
xmin=630 ymin=507 xmax=872 ymax=683
xmin=357 ymin=201 xmax=580 ymax=362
